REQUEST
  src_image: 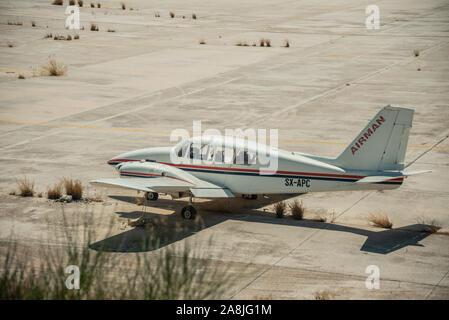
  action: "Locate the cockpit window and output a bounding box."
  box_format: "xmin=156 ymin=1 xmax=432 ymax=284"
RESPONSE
xmin=177 ymin=141 xmax=190 ymax=158
xmin=189 ymin=143 xmax=209 ymax=160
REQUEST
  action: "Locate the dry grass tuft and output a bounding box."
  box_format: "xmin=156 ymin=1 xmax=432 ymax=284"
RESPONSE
xmin=314 ymin=290 xmax=331 ymax=300
xmin=69 ymin=0 xmax=75 ymax=5
xmin=413 ymin=49 xmax=420 ymax=57
xmin=47 ymin=183 xmax=62 ymax=200
xmin=9 ymin=190 xmax=16 ymax=196
xmin=7 ymin=42 xmax=14 ymax=47
xmin=37 ymin=192 xmax=43 ymax=198
xmin=63 ymin=178 xmax=83 ymax=200
xmin=18 ymin=74 xmax=25 ymax=79
xmin=367 ymin=212 xmax=393 ymax=229
xmin=284 ymin=39 xmax=290 ymax=47
xmin=78 ymin=0 xmax=83 ymax=7
xmin=259 ymin=38 xmax=265 ymax=47
xmin=44 ymin=33 xmax=53 ymax=39
xmin=8 ymin=21 xmax=23 ymax=26
xmin=199 ymin=39 xmax=206 ymax=45
xmin=16 ymin=177 xmax=35 ymax=197
xmin=74 ymin=33 xmax=79 ymax=39
xmin=63 ymin=178 xmax=73 ymax=196
xmin=154 ymin=11 xmax=160 ymax=18
xmin=53 ymin=35 xmax=65 ymax=40
xmin=72 ymin=180 xmax=83 ymax=200
xmin=169 ymin=11 xmax=175 ymax=18
xmin=66 ymin=34 xmax=72 ymax=40
xmin=41 ymin=57 xmax=67 ymax=76
xmin=264 ymin=39 xmax=271 ymax=47
xmin=274 ymin=201 xmax=286 ymax=218
xmin=416 ymin=217 xmax=441 ymax=234
xmin=289 ymin=199 xmax=304 ymax=220
xmin=235 ymin=41 xmax=242 ymax=46
xmin=121 ymin=2 xmax=125 ymax=10
xmin=107 ymin=29 xmax=116 ymax=32
xmin=192 ymin=13 xmax=197 ymax=20
xmin=96 ymin=3 xmax=101 ymax=8
xmin=90 ymin=23 xmax=99 ymax=31
xmin=52 ymin=0 xmax=63 ymax=5
xmin=90 ymin=2 xmax=94 ymax=8
xmin=31 ymin=21 xmax=36 ymax=27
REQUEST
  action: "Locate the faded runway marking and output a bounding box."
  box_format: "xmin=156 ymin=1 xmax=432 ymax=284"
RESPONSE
xmin=1 ymin=119 xmax=448 ymax=150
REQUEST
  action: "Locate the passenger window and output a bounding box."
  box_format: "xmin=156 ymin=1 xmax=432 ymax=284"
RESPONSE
xmin=235 ymin=149 xmax=257 ymax=165
xmin=206 ymin=145 xmax=215 ymax=161
xmin=213 ymin=146 xmax=234 ymax=164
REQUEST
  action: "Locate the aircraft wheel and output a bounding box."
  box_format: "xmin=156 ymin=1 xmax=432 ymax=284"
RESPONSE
xmin=250 ymin=194 xmax=257 ymax=200
xmin=181 ymin=205 xmax=197 ymax=220
xmin=145 ymin=192 xmax=158 ymax=201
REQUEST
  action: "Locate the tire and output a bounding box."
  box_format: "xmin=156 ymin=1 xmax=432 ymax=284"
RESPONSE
xmin=181 ymin=205 xmax=197 ymax=220
xmin=145 ymin=192 xmax=158 ymax=201
xmin=250 ymin=194 xmax=258 ymax=200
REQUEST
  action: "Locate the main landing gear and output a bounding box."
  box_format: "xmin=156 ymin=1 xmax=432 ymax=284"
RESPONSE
xmin=181 ymin=196 xmax=197 ymax=220
xmin=144 ymin=192 xmax=197 ymax=220
xmin=145 ymin=192 xmax=158 ymax=201
xmin=181 ymin=205 xmax=197 ymax=220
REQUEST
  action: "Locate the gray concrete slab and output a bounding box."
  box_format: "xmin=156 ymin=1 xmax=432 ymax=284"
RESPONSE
xmin=0 ymin=0 xmax=448 ymax=299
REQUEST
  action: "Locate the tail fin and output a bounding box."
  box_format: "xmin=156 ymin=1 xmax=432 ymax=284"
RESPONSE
xmin=335 ymin=105 xmax=414 ymax=171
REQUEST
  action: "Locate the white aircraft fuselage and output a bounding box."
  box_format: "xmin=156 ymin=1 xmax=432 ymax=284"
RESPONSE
xmin=106 ymin=139 xmax=403 ymax=196
xmin=92 ymin=106 xmax=429 ymax=219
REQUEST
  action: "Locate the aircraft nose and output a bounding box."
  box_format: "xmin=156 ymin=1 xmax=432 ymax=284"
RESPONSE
xmin=106 ymin=149 xmax=151 ymax=166
xmin=107 ymin=154 xmax=136 ymax=166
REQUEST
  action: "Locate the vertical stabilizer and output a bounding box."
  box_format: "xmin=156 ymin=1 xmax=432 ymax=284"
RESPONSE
xmin=335 ymin=106 xmax=414 ymax=171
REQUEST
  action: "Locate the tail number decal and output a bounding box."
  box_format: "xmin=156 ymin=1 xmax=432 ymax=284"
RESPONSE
xmin=285 ymin=178 xmax=311 ymax=188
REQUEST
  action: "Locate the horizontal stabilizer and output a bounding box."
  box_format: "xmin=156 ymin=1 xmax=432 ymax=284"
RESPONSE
xmin=356 ymin=176 xmax=401 ymax=184
xmin=402 ymin=170 xmax=432 ymax=176
xmin=356 ymin=170 xmax=431 ymax=184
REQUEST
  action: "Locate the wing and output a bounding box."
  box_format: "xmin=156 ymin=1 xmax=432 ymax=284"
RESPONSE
xmin=90 ymin=177 xmax=235 ymax=198
xmin=90 ymin=177 xmax=192 ymax=193
xmin=91 ymin=161 xmax=235 ymax=198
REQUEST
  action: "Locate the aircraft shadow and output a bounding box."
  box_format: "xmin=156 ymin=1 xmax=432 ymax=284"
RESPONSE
xmin=91 ymin=195 xmax=434 ymax=255
xmin=236 ymin=214 xmax=433 ymax=254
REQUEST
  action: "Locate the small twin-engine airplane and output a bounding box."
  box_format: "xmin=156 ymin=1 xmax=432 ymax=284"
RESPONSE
xmin=91 ymin=106 xmax=430 ymax=220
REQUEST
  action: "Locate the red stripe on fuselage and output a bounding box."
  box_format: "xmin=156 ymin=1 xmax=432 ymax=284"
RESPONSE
xmin=112 ymin=159 xmax=403 ymax=182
